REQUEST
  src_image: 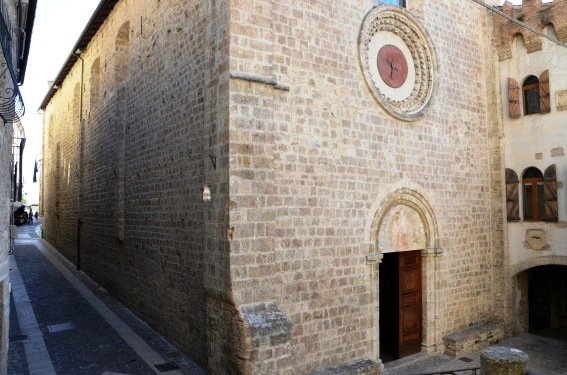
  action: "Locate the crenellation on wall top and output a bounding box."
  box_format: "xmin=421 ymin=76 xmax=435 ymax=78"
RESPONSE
xmin=495 ymin=0 xmax=567 ymax=60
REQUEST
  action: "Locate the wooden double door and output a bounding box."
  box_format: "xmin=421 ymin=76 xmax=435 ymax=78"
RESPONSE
xmin=379 ymin=250 xmax=422 ymax=360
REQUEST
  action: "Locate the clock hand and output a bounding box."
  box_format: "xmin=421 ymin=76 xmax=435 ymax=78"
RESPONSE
xmin=390 ymin=59 xmax=398 ymax=79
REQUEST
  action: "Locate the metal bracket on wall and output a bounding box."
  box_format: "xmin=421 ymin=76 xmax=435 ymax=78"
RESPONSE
xmin=209 ymin=154 xmax=217 ymax=169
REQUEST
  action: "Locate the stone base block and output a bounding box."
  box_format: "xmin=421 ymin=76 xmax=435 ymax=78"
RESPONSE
xmin=481 ymin=346 xmax=528 ymax=375
xmin=443 ymin=321 xmax=505 ymax=356
xmin=306 ymin=359 xmax=383 ymax=375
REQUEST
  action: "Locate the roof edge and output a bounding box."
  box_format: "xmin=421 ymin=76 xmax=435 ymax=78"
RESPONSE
xmin=39 ymin=0 xmax=120 ymax=111
xmin=18 ymin=0 xmax=38 ymax=84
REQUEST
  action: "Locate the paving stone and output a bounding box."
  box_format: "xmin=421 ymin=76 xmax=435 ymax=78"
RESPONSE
xmin=8 ymin=230 xmax=206 ymax=375
xmin=382 ymin=333 xmax=567 ymax=375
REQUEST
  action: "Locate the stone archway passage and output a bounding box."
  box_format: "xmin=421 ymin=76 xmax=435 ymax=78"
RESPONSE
xmin=515 ymin=265 xmax=567 ymax=339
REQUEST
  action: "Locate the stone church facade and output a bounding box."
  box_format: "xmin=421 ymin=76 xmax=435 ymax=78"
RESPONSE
xmin=39 ymin=0 xmax=555 ymax=373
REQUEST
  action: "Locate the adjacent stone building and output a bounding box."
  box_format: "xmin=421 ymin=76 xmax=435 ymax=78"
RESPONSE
xmin=0 ymin=0 xmax=37 ymax=371
xmin=39 ymin=0 xmax=543 ymax=373
xmin=495 ymin=0 xmax=567 ymax=339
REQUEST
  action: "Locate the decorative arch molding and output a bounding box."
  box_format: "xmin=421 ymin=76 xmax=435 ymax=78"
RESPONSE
xmin=366 ymin=186 xmax=444 ymax=356
xmin=511 ymin=255 xmax=567 ymax=277
xmin=369 ymin=187 xmax=440 ymax=255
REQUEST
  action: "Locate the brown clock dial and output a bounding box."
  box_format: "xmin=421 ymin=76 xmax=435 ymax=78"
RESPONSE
xmin=377 ymin=44 xmax=408 ymax=89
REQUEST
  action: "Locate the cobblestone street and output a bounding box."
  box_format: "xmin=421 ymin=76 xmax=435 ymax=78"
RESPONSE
xmin=8 ymin=219 xmax=206 ymax=375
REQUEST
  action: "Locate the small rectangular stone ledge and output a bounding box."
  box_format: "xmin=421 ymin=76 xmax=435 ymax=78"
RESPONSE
xmin=306 ymin=359 xmax=382 ymax=375
xmin=241 ymin=302 xmax=293 ymax=346
xmin=443 ymin=321 xmax=505 ymax=357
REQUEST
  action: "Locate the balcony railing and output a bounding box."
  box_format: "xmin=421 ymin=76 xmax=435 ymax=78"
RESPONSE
xmin=0 ymin=7 xmax=24 ymax=123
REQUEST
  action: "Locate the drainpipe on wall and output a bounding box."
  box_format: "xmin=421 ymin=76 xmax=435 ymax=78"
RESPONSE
xmin=74 ymin=49 xmax=84 ymax=270
xmin=17 ymin=138 xmax=25 ymax=201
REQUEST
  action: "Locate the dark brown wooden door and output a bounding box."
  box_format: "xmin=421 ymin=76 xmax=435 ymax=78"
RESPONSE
xmin=398 ymin=251 xmax=422 ymax=357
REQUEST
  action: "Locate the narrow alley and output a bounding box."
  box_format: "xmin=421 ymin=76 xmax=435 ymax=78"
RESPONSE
xmin=8 ymin=219 xmax=206 ymax=375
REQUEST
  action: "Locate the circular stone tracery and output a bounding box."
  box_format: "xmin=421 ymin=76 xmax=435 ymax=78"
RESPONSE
xmin=359 ymin=6 xmax=437 ymax=121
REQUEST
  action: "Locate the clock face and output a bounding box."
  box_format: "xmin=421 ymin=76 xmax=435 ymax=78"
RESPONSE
xmin=358 ymin=6 xmax=436 ymax=121
xmin=377 ymin=45 xmax=408 ymax=89
xmin=366 ymin=30 xmax=416 ymax=103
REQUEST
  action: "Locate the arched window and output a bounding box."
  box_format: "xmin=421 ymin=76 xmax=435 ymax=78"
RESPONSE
xmin=523 ymin=167 xmax=544 ymax=221
xmin=380 ymin=0 xmax=406 ymax=7
xmin=523 ymin=76 xmax=540 ymax=115
xmin=90 ymin=58 xmax=101 ymax=111
xmin=115 ymin=22 xmax=130 ymax=82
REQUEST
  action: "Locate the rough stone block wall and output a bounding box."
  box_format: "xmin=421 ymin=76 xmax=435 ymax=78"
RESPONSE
xmin=227 ymin=0 xmax=504 ymax=373
xmin=42 ymin=81 xmax=82 ymax=264
xmin=42 ymin=0 xmax=232 ymax=370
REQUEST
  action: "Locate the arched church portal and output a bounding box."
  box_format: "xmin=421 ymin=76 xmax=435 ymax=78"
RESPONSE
xmin=371 ymin=189 xmax=440 ymax=362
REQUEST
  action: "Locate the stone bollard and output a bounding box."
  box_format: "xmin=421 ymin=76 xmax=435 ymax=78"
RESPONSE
xmin=480 ymin=346 xmax=528 ymax=375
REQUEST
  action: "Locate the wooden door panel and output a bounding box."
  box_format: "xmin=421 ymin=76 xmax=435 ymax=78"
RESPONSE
xmin=401 ymin=271 xmax=418 ymax=292
xmin=399 ymin=251 xmax=422 ymax=357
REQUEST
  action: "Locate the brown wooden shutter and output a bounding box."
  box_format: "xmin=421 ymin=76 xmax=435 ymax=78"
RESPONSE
xmin=508 ymin=78 xmax=521 ymax=118
xmin=544 ymin=164 xmax=558 ymax=221
xmin=539 ymin=70 xmax=550 ymax=114
xmin=505 ymin=168 xmax=520 ymax=221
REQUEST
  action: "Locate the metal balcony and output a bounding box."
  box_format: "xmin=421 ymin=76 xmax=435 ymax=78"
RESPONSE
xmin=0 ymin=9 xmax=25 ymax=123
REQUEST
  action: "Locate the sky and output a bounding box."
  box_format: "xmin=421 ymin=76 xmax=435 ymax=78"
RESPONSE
xmin=19 ymin=0 xmax=101 ymax=204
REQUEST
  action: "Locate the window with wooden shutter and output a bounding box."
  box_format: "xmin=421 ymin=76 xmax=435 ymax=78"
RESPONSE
xmin=505 ymin=168 xmax=520 ymax=221
xmin=508 ymin=78 xmax=521 ymax=119
xmin=539 ymin=70 xmax=550 ymax=114
xmin=544 ymin=164 xmax=558 ymax=222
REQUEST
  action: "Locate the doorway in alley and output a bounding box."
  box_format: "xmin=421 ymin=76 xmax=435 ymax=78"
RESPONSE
xmin=379 ymin=250 xmax=422 ymax=362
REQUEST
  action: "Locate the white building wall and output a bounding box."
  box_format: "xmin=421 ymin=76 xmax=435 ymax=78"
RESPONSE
xmin=500 ymin=26 xmax=567 ymax=272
